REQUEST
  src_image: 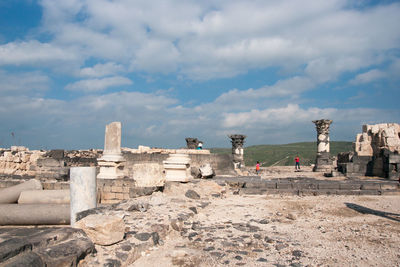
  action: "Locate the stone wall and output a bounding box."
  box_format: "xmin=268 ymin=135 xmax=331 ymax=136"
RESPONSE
xmin=0 ymin=146 xmax=235 ymax=202
xmin=0 ymin=146 xmax=100 ymax=181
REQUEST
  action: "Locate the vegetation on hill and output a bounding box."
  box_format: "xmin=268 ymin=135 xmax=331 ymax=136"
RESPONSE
xmin=210 ymin=141 xmax=353 ymax=167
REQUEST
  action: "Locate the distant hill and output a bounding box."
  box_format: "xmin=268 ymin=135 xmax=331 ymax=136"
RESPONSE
xmin=210 ymin=141 xmax=353 ymax=167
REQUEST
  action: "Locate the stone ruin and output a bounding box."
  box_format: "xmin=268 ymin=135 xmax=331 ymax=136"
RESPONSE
xmin=338 ymin=123 xmax=400 ymax=179
xmin=228 ymin=134 xmax=246 ymax=169
xmin=185 ymin=137 xmax=203 ymax=149
xmin=312 ymin=119 xmax=333 ymax=172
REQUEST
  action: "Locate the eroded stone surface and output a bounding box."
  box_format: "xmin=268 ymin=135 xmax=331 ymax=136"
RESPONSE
xmin=0 ymin=227 xmax=94 ymax=266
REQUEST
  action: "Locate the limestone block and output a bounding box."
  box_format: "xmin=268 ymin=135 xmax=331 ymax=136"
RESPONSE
xmin=29 ymin=152 xmax=42 ymax=164
xmin=18 ymin=189 xmax=70 ymax=204
xmin=74 ymin=214 xmax=125 ymax=246
xmin=21 ymin=153 xmax=30 ymax=163
xmin=0 ymin=179 xmax=42 ymax=204
xmin=132 ymin=163 xmax=165 ymax=187
xmin=199 ymin=164 xmax=214 ymax=178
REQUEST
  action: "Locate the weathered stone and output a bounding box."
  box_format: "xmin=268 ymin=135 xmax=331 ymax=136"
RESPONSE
xmin=134 ymin=232 xmax=151 ymax=241
xmin=2 ymin=252 xmax=44 ymax=267
xmin=97 ymin=122 xmax=125 ymax=179
xmin=228 ymin=134 xmax=246 ymax=169
xmin=131 ymin=163 xmax=165 ymax=187
xmin=128 ymin=202 xmax=149 ymax=212
xmin=18 ymin=189 xmax=69 ymax=204
xmin=185 ymin=190 xmax=200 ymax=199
xmin=199 ymin=164 xmax=214 ymax=178
xmin=70 ymin=167 xmax=97 ymax=226
xmin=312 ymin=119 xmax=333 ymax=172
xmin=163 ymin=154 xmax=192 ymax=182
xmin=74 ymin=214 xmax=125 ymax=246
xmin=0 ymin=204 xmax=70 ymax=225
xmin=0 ymin=179 xmax=42 ymax=204
xmin=129 ymin=187 xmax=160 ymax=198
xmin=0 ymin=228 xmax=94 ymax=267
xmin=36 ymin=238 xmax=94 ymax=267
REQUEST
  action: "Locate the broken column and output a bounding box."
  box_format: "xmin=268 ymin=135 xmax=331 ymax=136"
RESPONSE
xmin=185 ymin=138 xmax=199 ymax=149
xmin=0 ymin=204 xmax=70 ymax=225
xmin=228 ymin=134 xmax=246 ymax=169
xmin=312 ymin=119 xmax=333 ymax=172
xmin=163 ymin=154 xmax=192 ymax=182
xmin=18 ymin=189 xmax=70 ymax=204
xmin=0 ymin=179 xmax=42 ymax=204
xmin=97 ymin=122 xmax=125 ymax=179
xmin=70 ymin=167 xmax=97 ymax=227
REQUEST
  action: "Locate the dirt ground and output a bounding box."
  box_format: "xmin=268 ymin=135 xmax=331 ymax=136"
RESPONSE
xmin=131 ymin=193 xmax=400 ymax=267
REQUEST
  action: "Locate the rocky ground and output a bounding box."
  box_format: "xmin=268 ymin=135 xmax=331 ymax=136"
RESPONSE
xmin=78 ymin=177 xmax=400 ymax=267
xmin=1 ymin=167 xmax=399 ymax=267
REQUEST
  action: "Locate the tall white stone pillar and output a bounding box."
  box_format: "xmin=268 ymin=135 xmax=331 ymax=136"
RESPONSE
xmin=97 ymin=122 xmax=125 ymax=179
xmin=312 ymin=119 xmax=333 ymax=172
xmin=70 ymin=167 xmax=96 ymax=227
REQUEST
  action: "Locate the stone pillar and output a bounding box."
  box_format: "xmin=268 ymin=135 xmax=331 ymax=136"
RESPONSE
xmin=70 ymin=167 xmax=97 ymax=227
xmin=228 ymin=134 xmax=246 ymax=168
xmin=185 ymin=138 xmax=199 ymax=149
xmin=312 ymin=119 xmax=333 ymax=172
xmin=163 ymin=154 xmax=192 ymax=182
xmin=97 ymin=122 xmax=125 ymax=179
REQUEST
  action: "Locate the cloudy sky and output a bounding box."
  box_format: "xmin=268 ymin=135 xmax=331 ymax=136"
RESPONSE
xmin=0 ymin=0 xmax=399 ymax=150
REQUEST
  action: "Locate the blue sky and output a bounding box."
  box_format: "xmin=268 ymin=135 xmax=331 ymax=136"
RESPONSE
xmin=0 ymin=0 xmax=399 ymax=150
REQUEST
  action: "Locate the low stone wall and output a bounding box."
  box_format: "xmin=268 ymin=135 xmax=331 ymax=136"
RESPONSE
xmin=97 ymin=178 xmax=133 ymax=204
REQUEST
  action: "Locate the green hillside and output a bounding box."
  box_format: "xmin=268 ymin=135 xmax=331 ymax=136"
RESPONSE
xmin=210 ymin=141 xmax=353 ymax=167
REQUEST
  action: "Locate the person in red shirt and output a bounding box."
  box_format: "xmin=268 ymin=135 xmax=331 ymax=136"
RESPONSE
xmin=256 ymin=161 xmax=260 ymax=174
xmin=295 ymin=156 xmax=300 ymax=171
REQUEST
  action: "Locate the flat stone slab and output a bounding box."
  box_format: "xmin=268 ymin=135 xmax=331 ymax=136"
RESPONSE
xmin=0 ymin=227 xmax=94 ymax=266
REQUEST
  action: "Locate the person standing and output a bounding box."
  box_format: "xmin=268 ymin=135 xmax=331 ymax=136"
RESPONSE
xmin=295 ymin=156 xmax=300 ymax=171
xmin=256 ymin=161 xmax=260 ymax=174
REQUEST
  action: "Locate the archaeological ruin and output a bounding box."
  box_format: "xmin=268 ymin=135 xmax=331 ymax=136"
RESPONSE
xmin=0 ymin=121 xmax=399 ymax=266
xmin=338 ymin=123 xmax=400 ymax=179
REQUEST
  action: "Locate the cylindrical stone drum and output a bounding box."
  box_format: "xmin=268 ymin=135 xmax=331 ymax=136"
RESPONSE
xmin=70 ymin=167 xmax=97 ymax=227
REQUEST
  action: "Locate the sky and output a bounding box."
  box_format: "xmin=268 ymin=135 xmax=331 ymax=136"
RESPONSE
xmin=0 ymin=0 xmax=399 ymax=150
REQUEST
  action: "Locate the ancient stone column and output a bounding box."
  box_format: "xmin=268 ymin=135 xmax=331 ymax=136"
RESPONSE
xmin=70 ymin=167 xmax=97 ymax=227
xmin=18 ymin=189 xmax=70 ymax=204
xmin=97 ymin=122 xmax=125 ymax=179
xmin=228 ymin=134 xmax=246 ymax=168
xmin=0 ymin=204 xmax=70 ymax=225
xmin=312 ymin=119 xmax=333 ymax=172
xmin=0 ymin=179 xmax=42 ymax=204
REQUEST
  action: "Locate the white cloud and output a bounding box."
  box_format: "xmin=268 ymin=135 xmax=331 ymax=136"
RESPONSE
xmin=19 ymin=0 xmax=396 ymax=81
xmin=0 ymin=70 xmax=50 ymax=94
xmin=79 ymin=62 xmax=125 ymax=77
xmin=65 ymin=76 xmax=133 ymax=92
xmin=349 ymin=69 xmax=386 ymax=85
xmin=0 ymin=41 xmax=79 ymax=66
